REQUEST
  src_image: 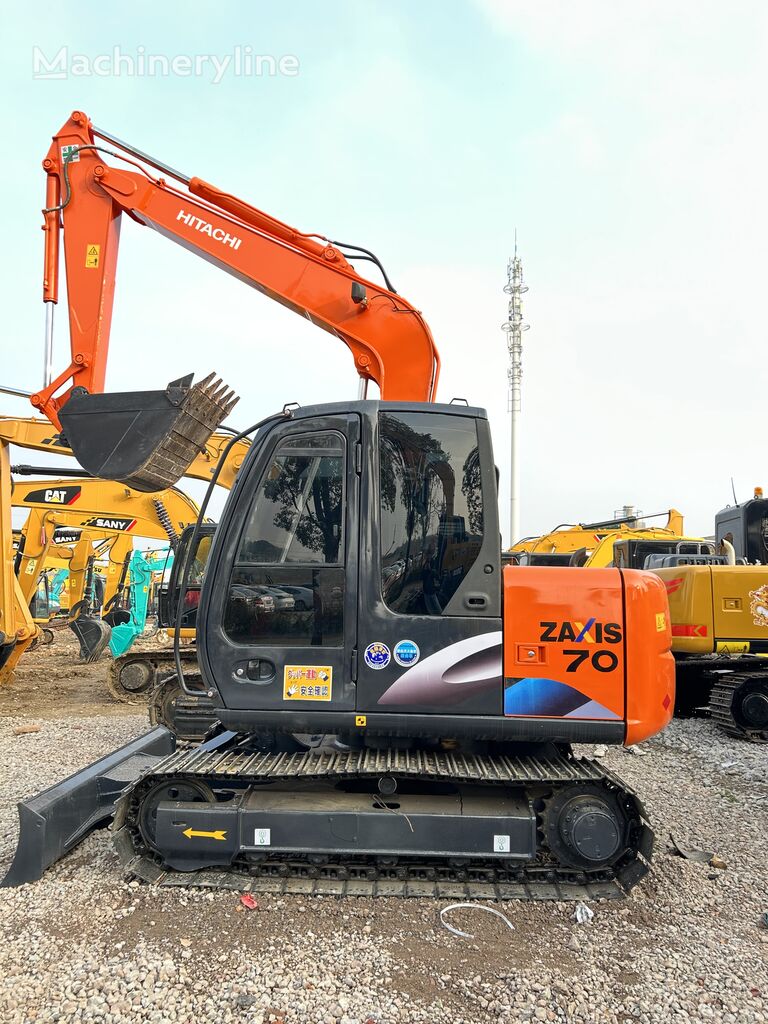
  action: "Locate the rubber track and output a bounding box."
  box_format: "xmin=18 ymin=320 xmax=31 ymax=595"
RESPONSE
xmin=709 ymin=672 xmax=768 ymax=743
xmin=114 ymin=742 xmax=653 ymax=901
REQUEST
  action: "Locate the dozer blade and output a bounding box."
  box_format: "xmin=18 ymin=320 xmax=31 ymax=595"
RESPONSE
xmin=69 ymin=615 xmax=112 ymax=663
xmin=58 ymin=373 xmax=239 ymax=492
xmin=1 ymin=726 xmax=175 ymax=888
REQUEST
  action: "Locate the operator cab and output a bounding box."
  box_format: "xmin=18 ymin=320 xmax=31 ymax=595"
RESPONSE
xmin=197 ymin=401 xmax=502 ymax=735
xmin=613 ymin=538 xmax=716 ymax=570
xmin=158 ymin=524 xmax=216 ymax=631
xmin=716 ymin=492 xmax=768 ymax=564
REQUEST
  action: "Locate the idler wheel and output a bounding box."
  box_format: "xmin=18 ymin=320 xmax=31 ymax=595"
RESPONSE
xmin=138 ymin=779 xmax=215 ymax=853
xmin=118 ymin=660 xmax=155 ymax=694
xmin=735 ymin=679 xmax=768 ymax=734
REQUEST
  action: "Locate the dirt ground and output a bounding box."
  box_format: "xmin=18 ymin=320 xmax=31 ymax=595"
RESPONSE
xmin=0 ymin=629 xmax=158 ymax=719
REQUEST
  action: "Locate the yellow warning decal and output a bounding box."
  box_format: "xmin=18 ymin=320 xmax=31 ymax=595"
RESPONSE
xmin=24 ymin=558 xmax=37 ymax=575
xmin=283 ymin=665 xmax=332 ymax=701
xmin=183 ymin=828 xmax=227 ymax=841
xmin=85 ymin=244 xmax=100 ymax=268
xmin=355 ymin=715 xmax=367 ymax=727
xmin=716 ymin=641 xmax=750 ymax=655
xmin=655 ymin=612 xmax=666 ymax=632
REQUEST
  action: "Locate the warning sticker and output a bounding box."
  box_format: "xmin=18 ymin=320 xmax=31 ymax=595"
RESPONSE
xmin=85 ymin=244 xmax=100 ymax=269
xmin=283 ymin=665 xmax=332 ymax=701
xmin=655 ymin=612 xmax=666 ymax=632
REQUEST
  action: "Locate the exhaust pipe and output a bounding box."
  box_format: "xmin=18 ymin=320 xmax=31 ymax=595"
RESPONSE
xmin=58 ymin=373 xmax=239 ymax=492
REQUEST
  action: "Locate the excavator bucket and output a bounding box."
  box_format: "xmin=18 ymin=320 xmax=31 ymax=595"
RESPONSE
xmin=108 ymin=621 xmax=138 ymax=658
xmin=58 ymin=373 xmax=239 ymax=492
xmin=69 ymin=615 xmax=112 ymax=663
xmin=1 ymin=726 xmax=175 ymax=888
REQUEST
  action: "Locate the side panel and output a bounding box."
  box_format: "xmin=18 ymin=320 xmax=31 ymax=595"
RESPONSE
xmin=711 ymin=565 xmax=768 ymax=652
xmin=502 ymin=566 xmax=627 ymax=724
xmin=654 ymin=566 xmax=714 ymax=654
xmin=623 ymin=570 xmax=675 ymax=745
xmin=356 ymin=412 xmax=503 ymax=716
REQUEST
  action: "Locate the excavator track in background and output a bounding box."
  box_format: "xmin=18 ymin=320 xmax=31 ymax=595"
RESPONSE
xmin=107 ymin=649 xmax=199 ymax=704
xmin=112 ymin=737 xmax=653 ymax=901
xmin=148 ymin=672 xmax=219 ymax=743
xmin=708 ymin=670 xmax=768 ymax=743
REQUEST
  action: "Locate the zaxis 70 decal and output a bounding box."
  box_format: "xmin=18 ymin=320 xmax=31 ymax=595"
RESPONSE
xmin=540 ymin=618 xmax=622 ymax=674
xmin=539 ymin=618 xmax=622 ymax=645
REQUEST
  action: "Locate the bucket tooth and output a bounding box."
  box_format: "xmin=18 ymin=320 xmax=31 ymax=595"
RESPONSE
xmin=58 ymin=373 xmax=239 ymax=491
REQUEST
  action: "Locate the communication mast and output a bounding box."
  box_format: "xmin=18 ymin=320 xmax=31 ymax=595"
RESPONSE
xmin=502 ymin=239 xmax=529 ymax=546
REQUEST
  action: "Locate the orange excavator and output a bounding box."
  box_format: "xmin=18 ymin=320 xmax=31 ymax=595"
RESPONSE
xmin=2 ymin=112 xmax=673 ymax=897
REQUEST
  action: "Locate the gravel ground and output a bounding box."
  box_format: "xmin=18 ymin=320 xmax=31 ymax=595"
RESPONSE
xmin=0 ymin=708 xmax=766 ymax=1023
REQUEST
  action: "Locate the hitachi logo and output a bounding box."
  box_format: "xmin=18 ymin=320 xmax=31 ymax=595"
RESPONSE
xmin=176 ymin=210 xmax=242 ymax=249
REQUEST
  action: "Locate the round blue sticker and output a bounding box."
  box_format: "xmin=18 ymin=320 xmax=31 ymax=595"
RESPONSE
xmin=393 ymin=639 xmax=420 ymax=668
xmin=364 ymin=642 xmax=390 ymax=670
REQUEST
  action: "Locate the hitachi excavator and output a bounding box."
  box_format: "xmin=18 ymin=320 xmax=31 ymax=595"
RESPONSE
xmin=1 ymin=112 xmax=675 ymax=898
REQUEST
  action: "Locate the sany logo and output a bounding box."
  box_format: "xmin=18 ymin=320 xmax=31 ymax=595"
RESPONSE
xmin=81 ymin=516 xmax=137 ymax=532
xmin=540 ymin=618 xmax=623 ymax=644
xmin=23 ymin=486 xmax=81 ymax=506
xmin=664 ymin=577 xmax=684 ymax=595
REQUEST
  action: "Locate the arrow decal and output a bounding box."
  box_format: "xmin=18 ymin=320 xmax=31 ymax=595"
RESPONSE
xmin=182 ymin=827 xmax=227 ymax=841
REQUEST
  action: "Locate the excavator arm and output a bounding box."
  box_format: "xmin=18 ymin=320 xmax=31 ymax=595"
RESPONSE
xmin=33 ymin=111 xmax=439 ymax=490
xmin=13 ymin=476 xmax=200 ymax=546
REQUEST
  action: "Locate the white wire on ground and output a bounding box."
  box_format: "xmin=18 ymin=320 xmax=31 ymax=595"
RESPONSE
xmin=439 ymin=903 xmax=515 ymax=939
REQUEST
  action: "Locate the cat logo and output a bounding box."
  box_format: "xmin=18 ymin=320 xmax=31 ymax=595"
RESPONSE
xmin=81 ymin=516 xmax=137 ymax=532
xmin=23 ymin=486 xmax=81 ymax=506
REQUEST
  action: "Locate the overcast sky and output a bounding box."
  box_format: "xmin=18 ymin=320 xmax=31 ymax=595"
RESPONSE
xmin=3 ymin=1 xmax=765 ymax=543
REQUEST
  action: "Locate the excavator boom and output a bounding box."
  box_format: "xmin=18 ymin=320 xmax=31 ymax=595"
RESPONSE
xmin=34 ymin=111 xmax=439 ymax=490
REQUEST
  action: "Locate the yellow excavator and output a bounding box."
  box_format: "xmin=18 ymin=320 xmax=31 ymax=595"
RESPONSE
xmin=2 ymin=415 xmax=249 ymax=699
xmin=650 ymin=488 xmax=768 ymax=742
xmin=3 ymin=468 xmax=200 ymax=677
xmin=509 ymin=508 xmax=697 ymax=567
xmin=15 ymin=525 xmax=133 ymax=645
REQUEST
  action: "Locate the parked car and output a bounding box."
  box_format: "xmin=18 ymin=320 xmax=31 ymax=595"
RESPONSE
xmin=276 ymin=585 xmax=314 ymax=611
xmin=266 ymin=587 xmax=296 ymax=612
xmin=229 ymin=585 xmax=275 ymax=613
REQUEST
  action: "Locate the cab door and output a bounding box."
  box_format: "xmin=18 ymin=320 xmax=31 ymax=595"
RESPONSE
xmin=201 ymin=413 xmax=360 ymax=713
